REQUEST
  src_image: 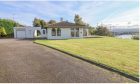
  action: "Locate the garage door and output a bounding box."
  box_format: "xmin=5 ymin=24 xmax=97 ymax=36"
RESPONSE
xmin=16 ymin=30 xmax=26 ymax=38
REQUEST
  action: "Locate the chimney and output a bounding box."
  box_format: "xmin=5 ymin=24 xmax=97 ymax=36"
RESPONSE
xmin=60 ymin=17 xmax=63 ymax=22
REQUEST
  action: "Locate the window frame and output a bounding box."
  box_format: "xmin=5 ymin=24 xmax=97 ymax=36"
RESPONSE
xmin=57 ymin=28 xmax=61 ymax=36
xmin=52 ymin=28 xmax=56 ymax=36
xmin=76 ymin=28 xmax=79 ymax=37
xmin=71 ymin=28 xmax=75 ymax=37
xmin=43 ymin=30 xmax=46 ymax=34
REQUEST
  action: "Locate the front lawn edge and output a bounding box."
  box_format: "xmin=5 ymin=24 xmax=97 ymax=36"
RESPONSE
xmin=33 ymin=41 xmax=139 ymax=82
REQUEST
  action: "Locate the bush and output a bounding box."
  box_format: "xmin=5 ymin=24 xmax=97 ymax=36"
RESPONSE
xmin=88 ymin=27 xmax=96 ymax=35
xmin=0 ymin=18 xmax=23 ymax=37
xmin=95 ymin=26 xmax=112 ymax=36
xmin=0 ymin=27 xmax=7 ymax=37
xmin=132 ymin=35 xmax=139 ymax=40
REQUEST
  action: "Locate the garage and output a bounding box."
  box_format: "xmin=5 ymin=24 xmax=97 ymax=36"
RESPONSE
xmin=16 ymin=30 xmax=26 ymax=38
xmin=14 ymin=27 xmax=47 ymax=39
xmin=14 ymin=28 xmax=26 ymax=39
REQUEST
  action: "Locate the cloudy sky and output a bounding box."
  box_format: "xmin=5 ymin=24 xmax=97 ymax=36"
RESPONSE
xmin=0 ymin=0 xmax=139 ymax=26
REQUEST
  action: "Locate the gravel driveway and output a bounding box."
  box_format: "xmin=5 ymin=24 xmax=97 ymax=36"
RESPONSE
xmin=0 ymin=39 xmax=136 ymax=83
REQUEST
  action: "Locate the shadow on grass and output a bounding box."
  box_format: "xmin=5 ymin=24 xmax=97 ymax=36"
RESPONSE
xmin=15 ymin=38 xmax=47 ymax=41
xmin=84 ymin=36 xmax=103 ymax=38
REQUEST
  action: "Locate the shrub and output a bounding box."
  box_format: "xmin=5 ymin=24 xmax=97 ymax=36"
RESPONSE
xmin=95 ymin=26 xmax=112 ymax=36
xmin=0 ymin=27 xmax=7 ymax=37
xmin=0 ymin=18 xmax=23 ymax=37
xmin=132 ymin=35 xmax=139 ymax=40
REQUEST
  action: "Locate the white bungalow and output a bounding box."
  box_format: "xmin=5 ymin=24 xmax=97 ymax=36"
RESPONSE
xmin=47 ymin=21 xmax=88 ymax=39
xmin=14 ymin=21 xmax=89 ymax=39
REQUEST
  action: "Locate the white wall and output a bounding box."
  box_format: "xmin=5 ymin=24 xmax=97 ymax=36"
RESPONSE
xmin=14 ymin=27 xmax=47 ymax=39
xmin=47 ymin=28 xmax=84 ymax=39
xmin=14 ymin=28 xmax=16 ymax=38
xmin=79 ymin=28 xmax=83 ymax=38
xmin=14 ymin=27 xmax=87 ymax=39
xmin=61 ymin=28 xmax=71 ymax=38
xmin=47 ymin=28 xmax=71 ymax=39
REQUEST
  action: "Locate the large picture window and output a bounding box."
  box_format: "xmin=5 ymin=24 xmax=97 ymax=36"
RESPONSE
xmin=52 ymin=28 xmax=56 ymax=36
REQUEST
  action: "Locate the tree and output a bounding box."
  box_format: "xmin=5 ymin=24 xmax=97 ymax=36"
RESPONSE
xmin=95 ymin=26 xmax=112 ymax=36
xmin=0 ymin=27 xmax=7 ymax=37
xmin=132 ymin=35 xmax=139 ymax=40
xmin=48 ymin=20 xmax=56 ymax=25
xmin=74 ymin=14 xmax=85 ymax=25
xmin=33 ymin=18 xmax=41 ymax=27
xmin=33 ymin=18 xmax=47 ymax=28
xmin=88 ymin=26 xmax=96 ymax=35
xmin=85 ymin=24 xmax=96 ymax=35
xmin=0 ymin=18 xmax=23 ymax=37
xmin=40 ymin=20 xmax=47 ymax=28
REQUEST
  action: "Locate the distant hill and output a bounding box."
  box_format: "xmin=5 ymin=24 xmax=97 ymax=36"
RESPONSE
xmin=110 ymin=28 xmax=139 ymax=35
xmin=106 ymin=25 xmax=139 ymax=35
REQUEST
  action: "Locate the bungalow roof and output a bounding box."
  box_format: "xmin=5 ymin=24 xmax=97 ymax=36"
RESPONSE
xmin=48 ymin=21 xmax=86 ymax=28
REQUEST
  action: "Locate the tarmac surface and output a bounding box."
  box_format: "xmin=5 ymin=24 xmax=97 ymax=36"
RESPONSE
xmin=0 ymin=39 xmax=136 ymax=83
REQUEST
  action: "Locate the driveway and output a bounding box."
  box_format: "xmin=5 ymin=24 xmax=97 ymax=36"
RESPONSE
xmin=0 ymin=39 xmax=136 ymax=83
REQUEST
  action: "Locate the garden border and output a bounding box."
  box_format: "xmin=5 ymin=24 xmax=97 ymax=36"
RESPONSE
xmin=34 ymin=41 xmax=139 ymax=82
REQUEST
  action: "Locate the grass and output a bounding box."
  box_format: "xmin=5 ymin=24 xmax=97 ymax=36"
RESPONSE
xmin=34 ymin=37 xmax=139 ymax=77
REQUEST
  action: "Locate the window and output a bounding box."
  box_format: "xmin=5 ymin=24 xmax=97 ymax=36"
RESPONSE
xmin=43 ymin=30 xmax=45 ymax=34
xmin=46 ymin=28 xmax=48 ymax=33
xmin=71 ymin=28 xmax=74 ymax=37
xmin=57 ymin=28 xmax=61 ymax=36
xmin=83 ymin=29 xmax=87 ymax=36
xmin=76 ymin=28 xmax=79 ymax=37
xmin=52 ymin=28 xmax=56 ymax=36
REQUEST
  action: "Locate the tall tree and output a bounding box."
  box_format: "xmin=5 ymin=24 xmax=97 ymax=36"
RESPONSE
xmin=48 ymin=20 xmax=56 ymax=25
xmin=87 ymin=24 xmax=96 ymax=35
xmin=95 ymin=26 xmax=112 ymax=36
xmin=40 ymin=20 xmax=47 ymax=28
xmin=74 ymin=14 xmax=85 ymax=25
xmin=33 ymin=18 xmax=47 ymax=28
xmin=33 ymin=18 xmax=41 ymax=27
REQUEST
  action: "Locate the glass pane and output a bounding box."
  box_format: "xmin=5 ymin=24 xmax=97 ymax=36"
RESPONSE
xmin=43 ymin=30 xmax=45 ymax=34
xmin=57 ymin=28 xmax=61 ymax=36
xmin=83 ymin=29 xmax=87 ymax=36
xmin=76 ymin=28 xmax=79 ymax=37
xmin=52 ymin=28 xmax=56 ymax=36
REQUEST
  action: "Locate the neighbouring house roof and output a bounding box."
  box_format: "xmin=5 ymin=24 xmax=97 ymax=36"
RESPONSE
xmin=48 ymin=21 xmax=86 ymax=28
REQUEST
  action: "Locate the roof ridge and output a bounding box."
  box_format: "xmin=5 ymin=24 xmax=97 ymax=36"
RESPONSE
xmin=48 ymin=21 xmax=86 ymax=28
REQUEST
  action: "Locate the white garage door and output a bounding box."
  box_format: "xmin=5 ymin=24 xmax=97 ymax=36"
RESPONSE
xmin=16 ymin=31 xmax=26 ymax=38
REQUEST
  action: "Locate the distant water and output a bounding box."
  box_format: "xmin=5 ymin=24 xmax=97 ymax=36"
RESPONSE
xmin=116 ymin=34 xmax=133 ymax=39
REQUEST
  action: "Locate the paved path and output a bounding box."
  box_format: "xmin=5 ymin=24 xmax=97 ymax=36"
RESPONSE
xmin=0 ymin=39 xmax=136 ymax=83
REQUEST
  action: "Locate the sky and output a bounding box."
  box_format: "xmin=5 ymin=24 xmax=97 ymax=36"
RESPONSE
xmin=0 ymin=0 xmax=139 ymax=26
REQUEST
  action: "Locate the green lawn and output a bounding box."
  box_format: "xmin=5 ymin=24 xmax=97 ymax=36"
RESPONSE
xmin=34 ymin=37 xmax=139 ymax=77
